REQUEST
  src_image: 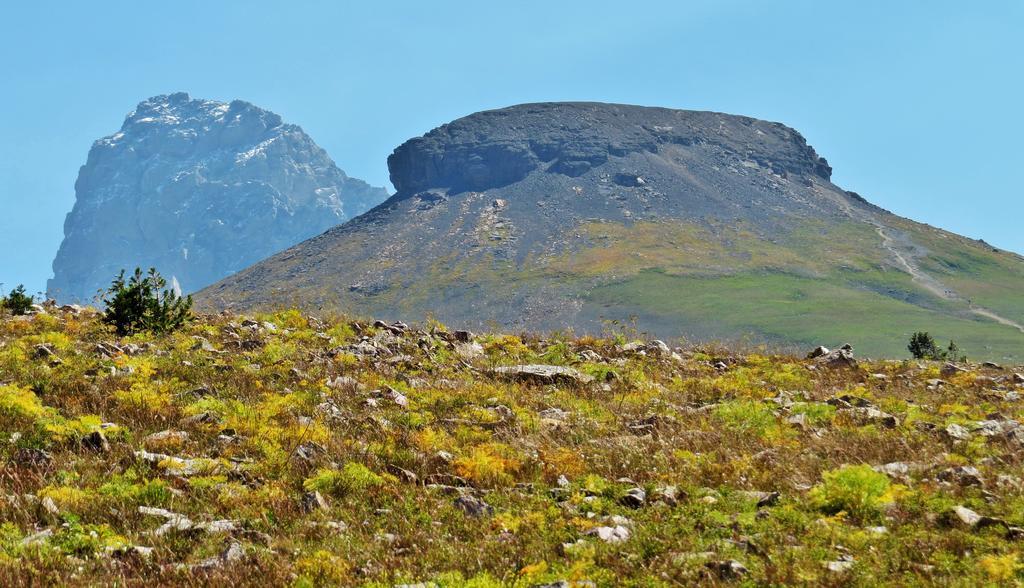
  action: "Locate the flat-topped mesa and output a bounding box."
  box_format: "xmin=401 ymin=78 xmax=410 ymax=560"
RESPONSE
xmin=387 ymin=102 xmax=831 ymax=195
xmin=49 ymin=92 xmax=389 ymax=303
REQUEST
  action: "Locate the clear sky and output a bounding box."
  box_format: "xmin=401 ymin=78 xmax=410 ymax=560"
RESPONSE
xmin=1 ymin=1 xmax=1021 ymax=295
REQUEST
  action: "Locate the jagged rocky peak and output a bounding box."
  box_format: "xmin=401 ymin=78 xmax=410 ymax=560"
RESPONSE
xmin=48 ymin=92 xmax=388 ymax=303
xmin=387 ymin=102 xmax=832 ymax=195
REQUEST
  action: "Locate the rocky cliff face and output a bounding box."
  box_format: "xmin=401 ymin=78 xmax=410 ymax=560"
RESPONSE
xmin=199 ymin=102 xmax=1024 ymax=360
xmin=48 ymin=92 xmax=388 ymax=302
xmin=387 ymin=102 xmax=832 ymax=194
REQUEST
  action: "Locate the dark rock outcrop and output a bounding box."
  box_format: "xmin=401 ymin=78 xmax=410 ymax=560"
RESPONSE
xmin=387 ymin=102 xmax=831 ymax=194
xmin=48 ymin=92 xmax=388 ymax=302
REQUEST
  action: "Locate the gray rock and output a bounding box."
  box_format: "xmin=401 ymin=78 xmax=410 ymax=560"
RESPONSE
xmin=491 ymin=364 xmax=595 ymax=386
xmin=806 ymin=345 xmax=830 ymax=359
xmin=619 ymin=487 xmax=646 ymax=508
xmin=584 ymin=525 xmax=630 ymax=543
xmin=48 ymin=92 xmax=387 ymax=302
xmin=706 ymin=559 xmax=748 ymax=579
xmin=455 ymin=341 xmax=485 ymax=360
xmin=952 ymin=505 xmax=1006 ymax=529
xmin=937 ymin=466 xmax=983 ymax=487
xmin=81 ymin=430 xmax=110 ymax=453
xmin=453 ymin=495 xmax=493 ymax=517
xmin=841 ymin=406 xmax=898 ymax=428
xmin=143 ymin=430 xmax=189 ymax=446
xmin=32 ymin=344 xmax=56 ymax=359
xmin=815 ymin=345 xmax=857 ymax=368
xmin=11 ymin=448 xmax=52 ymax=468
xmin=826 ymin=559 xmax=854 ymax=573
xmin=941 ymin=363 xmax=967 ymax=377
xmin=300 ymin=491 xmax=330 ymax=513
xmin=944 ymin=423 xmax=972 ymax=441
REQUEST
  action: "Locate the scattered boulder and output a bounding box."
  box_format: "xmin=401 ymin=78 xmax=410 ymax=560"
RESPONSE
xmin=937 ymin=466 xmax=983 ymax=487
xmin=455 ymin=341 xmax=485 ymax=360
xmin=619 ymin=487 xmax=646 ymax=508
xmin=874 ymin=462 xmax=925 ymax=482
xmin=189 ymin=541 xmax=245 ymax=571
xmin=11 ymin=448 xmax=52 ymax=469
xmin=944 ymin=423 xmax=971 ymax=442
xmin=453 ymin=495 xmax=493 ymax=517
xmin=138 ymin=506 xmax=239 ymax=536
xmin=648 ymin=340 xmax=671 ymax=356
xmin=739 ymin=491 xmax=780 ymax=508
xmin=706 ymin=559 xmax=748 ymax=579
xmin=491 ymin=364 xmax=595 ymax=386
xmin=806 ymin=346 xmax=829 ymax=359
xmin=300 ymin=491 xmax=330 ymax=513
xmin=840 ymin=406 xmax=898 ymax=428
xmin=941 ymin=363 xmax=967 ymax=377
xmin=32 ymin=344 xmax=56 ymax=360
xmin=653 ymin=485 xmax=683 ymax=506
xmin=585 ymin=525 xmax=630 ymax=543
xmin=327 ymin=376 xmax=364 ymax=392
xmin=81 ymin=430 xmax=110 ymax=453
xmin=951 ymin=505 xmax=1006 ymax=530
xmin=826 ymin=558 xmax=855 ymax=573
xmin=815 ymin=344 xmax=857 ymax=368
xmin=143 ymin=430 xmax=188 ymax=449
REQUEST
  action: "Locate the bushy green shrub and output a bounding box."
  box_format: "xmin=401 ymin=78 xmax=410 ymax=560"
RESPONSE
xmin=810 ymin=464 xmax=891 ymax=521
xmin=2 ymin=285 xmax=34 ymax=315
xmin=908 ymin=332 xmax=965 ymax=361
xmin=102 ymin=268 xmax=193 ymax=336
xmin=302 ymin=462 xmax=386 ymax=496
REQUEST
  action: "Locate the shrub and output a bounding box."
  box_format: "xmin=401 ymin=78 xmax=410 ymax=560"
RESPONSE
xmin=908 ymin=332 xmax=966 ymax=361
xmin=810 ymin=464 xmax=891 ymax=521
xmin=302 ymin=462 xmax=386 ymax=496
xmin=2 ymin=285 xmax=34 ymax=315
xmin=454 ymin=443 xmax=522 ymax=487
xmin=102 ymin=268 xmax=193 ymax=335
xmin=944 ymin=340 xmax=966 ymax=362
xmin=908 ymin=332 xmax=941 ymax=360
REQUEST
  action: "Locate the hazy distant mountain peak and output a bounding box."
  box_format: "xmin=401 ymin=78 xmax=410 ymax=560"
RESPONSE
xmin=48 ymin=92 xmax=388 ymax=302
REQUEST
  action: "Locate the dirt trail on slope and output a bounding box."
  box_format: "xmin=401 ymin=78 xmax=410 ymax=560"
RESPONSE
xmin=827 ymin=189 xmax=1024 ymax=334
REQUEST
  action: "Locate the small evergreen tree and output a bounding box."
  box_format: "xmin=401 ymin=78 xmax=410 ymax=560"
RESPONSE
xmin=2 ymin=285 xmax=35 ymax=315
xmin=907 ymin=331 xmax=942 ymax=360
xmin=945 ymin=340 xmax=966 ymax=363
xmin=908 ymin=331 xmax=965 ymax=361
xmin=102 ymin=268 xmax=193 ymax=336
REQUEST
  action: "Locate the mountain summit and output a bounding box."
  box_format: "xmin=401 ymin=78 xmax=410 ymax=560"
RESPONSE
xmin=199 ymin=102 xmax=1024 ymax=359
xmin=48 ymin=92 xmax=388 ymax=302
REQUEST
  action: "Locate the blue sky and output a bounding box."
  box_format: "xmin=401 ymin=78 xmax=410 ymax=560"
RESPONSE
xmin=1 ymin=1 xmax=1021 ymax=295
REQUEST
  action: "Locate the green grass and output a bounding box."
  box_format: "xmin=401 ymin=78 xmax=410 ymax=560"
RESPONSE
xmin=899 ymin=219 xmax=1024 ymax=324
xmin=588 ymin=268 xmax=1024 ymax=360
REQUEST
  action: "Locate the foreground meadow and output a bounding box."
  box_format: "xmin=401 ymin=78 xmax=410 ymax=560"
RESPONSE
xmin=1 ymin=304 xmax=1023 ymax=586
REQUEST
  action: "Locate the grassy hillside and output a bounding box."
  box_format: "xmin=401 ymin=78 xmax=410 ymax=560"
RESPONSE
xmin=3 ymin=305 xmax=1024 ymax=585
xmin=554 ymin=219 xmax=1024 ymax=361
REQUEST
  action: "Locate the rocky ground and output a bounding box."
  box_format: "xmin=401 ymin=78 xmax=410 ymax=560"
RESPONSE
xmin=2 ymin=304 xmax=1024 ymax=586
